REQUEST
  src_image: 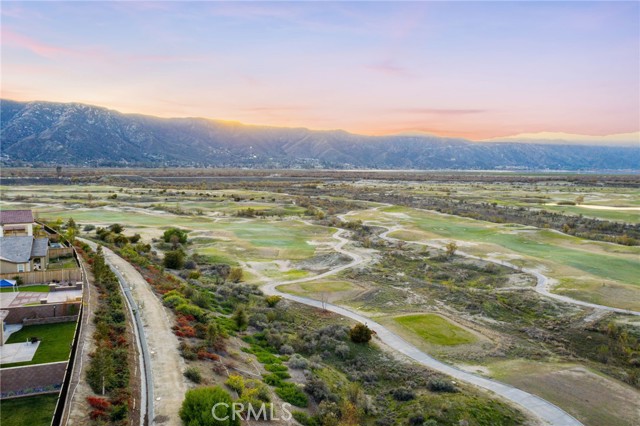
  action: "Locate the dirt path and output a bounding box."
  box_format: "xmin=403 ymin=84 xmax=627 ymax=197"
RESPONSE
xmin=255 ymin=223 xmax=583 ymax=426
xmin=82 ymin=239 xmax=188 ymax=426
xmin=340 ymin=207 xmax=640 ymax=316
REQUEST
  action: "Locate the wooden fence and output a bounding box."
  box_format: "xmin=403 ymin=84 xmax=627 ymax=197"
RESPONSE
xmin=49 ymin=247 xmax=74 ymax=259
xmin=0 ymin=268 xmax=82 ymax=285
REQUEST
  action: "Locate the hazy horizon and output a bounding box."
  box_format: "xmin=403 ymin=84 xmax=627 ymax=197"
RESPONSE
xmin=2 ymin=1 xmax=639 ymax=141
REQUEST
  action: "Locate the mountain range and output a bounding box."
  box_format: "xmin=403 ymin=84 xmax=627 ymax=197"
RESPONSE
xmin=1 ymin=99 xmax=638 ymax=170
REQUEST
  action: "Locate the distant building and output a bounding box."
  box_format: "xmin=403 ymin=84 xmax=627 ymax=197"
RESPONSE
xmin=0 ymin=210 xmax=35 ymax=237
xmin=0 ymin=236 xmax=50 ymax=273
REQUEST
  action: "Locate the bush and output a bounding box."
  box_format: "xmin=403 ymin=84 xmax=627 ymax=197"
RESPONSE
xmin=175 ymin=303 xmax=205 ymax=320
xmin=427 ymin=378 xmax=457 ymax=393
xmin=275 ymin=383 xmax=308 ymax=407
xmin=184 ymin=367 xmax=202 ymax=383
xmin=83 ymin=224 xmax=96 ymax=232
xmin=163 ymin=294 xmax=187 ymax=308
xmin=293 ymin=411 xmax=320 ymax=426
xmin=390 ymin=387 xmax=415 ymax=401
xmin=279 ymin=344 xmax=294 ymax=355
xmin=233 ymin=306 xmax=248 ymax=331
xmin=350 ymin=323 xmax=372 ymax=343
xmin=229 ymin=267 xmax=244 ymax=283
xmin=304 ymin=376 xmax=336 ymax=403
xmin=334 ymin=343 xmax=350 ymax=359
xmin=265 ymin=295 xmax=282 ymax=307
xmin=179 ymin=386 xmax=240 ymax=426
xmin=225 ymin=374 xmax=245 ymax=395
xmin=164 ymin=250 xmax=185 ymax=269
xmin=288 ymin=354 xmax=309 ymax=370
xmin=163 ymin=228 xmax=188 ymax=244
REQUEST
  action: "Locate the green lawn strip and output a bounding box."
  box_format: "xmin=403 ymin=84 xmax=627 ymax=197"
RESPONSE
xmin=0 ymin=393 xmax=59 ymax=426
xmin=393 ymin=314 xmax=476 ymax=346
xmin=1 ymin=322 xmax=76 ymax=367
xmin=0 ymin=285 xmax=50 ymax=293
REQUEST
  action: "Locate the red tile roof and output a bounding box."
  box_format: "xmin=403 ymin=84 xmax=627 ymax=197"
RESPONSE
xmin=0 ymin=210 xmax=34 ymax=225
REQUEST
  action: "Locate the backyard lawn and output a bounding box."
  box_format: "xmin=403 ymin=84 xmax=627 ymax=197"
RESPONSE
xmin=0 ymin=393 xmax=59 ymax=426
xmin=0 ymin=285 xmax=50 ymax=293
xmin=1 ymin=322 xmax=76 ymax=367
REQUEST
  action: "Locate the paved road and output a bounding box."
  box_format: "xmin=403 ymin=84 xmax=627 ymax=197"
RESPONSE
xmin=260 ymin=229 xmax=583 ymax=426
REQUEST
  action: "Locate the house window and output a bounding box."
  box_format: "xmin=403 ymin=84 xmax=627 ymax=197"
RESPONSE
xmin=17 ymin=264 xmax=25 ymax=272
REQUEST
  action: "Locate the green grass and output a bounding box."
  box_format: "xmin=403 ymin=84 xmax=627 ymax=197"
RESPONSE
xmin=1 ymin=322 xmax=76 ymax=367
xmin=383 ymin=206 xmax=640 ymax=286
xmin=0 ymin=285 xmax=50 ymax=293
xmin=0 ymin=393 xmax=59 ymax=426
xmin=393 ymin=313 xmax=476 ymax=346
xmin=47 ymin=257 xmax=78 ymax=270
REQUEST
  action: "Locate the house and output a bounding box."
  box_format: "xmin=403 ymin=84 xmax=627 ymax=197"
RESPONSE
xmin=0 ymin=236 xmax=50 ymax=273
xmin=0 ymin=210 xmax=34 ymax=237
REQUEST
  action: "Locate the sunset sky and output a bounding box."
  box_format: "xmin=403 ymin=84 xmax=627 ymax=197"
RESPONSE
xmin=1 ymin=1 xmax=639 ymax=140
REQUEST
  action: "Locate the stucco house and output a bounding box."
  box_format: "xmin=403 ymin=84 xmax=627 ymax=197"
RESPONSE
xmin=0 ymin=236 xmax=50 ymax=273
xmin=0 ymin=210 xmax=34 ymax=237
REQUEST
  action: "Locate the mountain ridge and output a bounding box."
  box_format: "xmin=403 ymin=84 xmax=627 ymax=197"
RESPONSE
xmin=1 ymin=99 xmax=638 ymax=170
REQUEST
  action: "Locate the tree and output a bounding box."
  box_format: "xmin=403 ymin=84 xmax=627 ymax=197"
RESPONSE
xmin=163 ymin=228 xmax=188 ymax=244
xmin=350 ymin=323 xmax=372 ymax=344
xmin=179 ymin=386 xmax=240 ymax=426
xmin=56 ymin=165 xmax=62 ymax=178
xmin=164 ymin=250 xmax=185 ymax=269
xmin=233 ymin=306 xmax=248 ymax=331
xmin=66 ymin=217 xmax=78 ymax=230
xmin=575 ymin=195 xmax=585 ymax=205
xmin=228 ymin=267 xmax=243 ymax=283
xmin=445 ymin=241 xmax=458 ymax=258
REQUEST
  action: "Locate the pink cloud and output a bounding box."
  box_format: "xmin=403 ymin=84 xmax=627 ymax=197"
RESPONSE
xmin=1 ymin=28 xmax=77 ymax=59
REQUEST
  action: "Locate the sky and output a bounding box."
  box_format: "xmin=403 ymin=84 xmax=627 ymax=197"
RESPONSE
xmin=1 ymin=1 xmax=639 ymax=140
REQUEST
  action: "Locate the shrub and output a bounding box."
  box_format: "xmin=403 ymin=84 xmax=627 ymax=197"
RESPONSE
xmin=390 ymin=387 xmax=415 ymax=401
xmin=264 ymin=363 xmax=288 ymax=373
xmin=233 ymin=306 xmax=248 ymax=331
xmin=163 ymin=294 xmax=187 ymax=308
xmin=334 ymin=343 xmax=350 ymax=359
xmin=427 ymin=378 xmax=457 ymax=393
xmin=83 ymin=224 xmax=96 ymax=232
xmin=175 ymin=303 xmax=205 ymax=320
xmin=279 ymin=344 xmax=294 ymax=355
xmin=225 ymin=374 xmax=245 ymax=395
xmin=265 ymin=295 xmax=282 ymax=307
xmin=288 ymin=354 xmax=309 ymax=370
xmin=275 ymin=383 xmax=308 ymax=407
xmin=164 ymin=250 xmax=185 ymax=269
xmin=350 ymin=323 xmax=372 ymax=344
xmin=163 ymin=228 xmax=188 ymax=244
xmin=179 ymin=386 xmax=240 ymax=426
xmin=262 ymin=374 xmax=283 ymax=387
xmin=229 ymin=267 xmax=244 ymax=283
xmin=184 ymin=367 xmax=202 ymax=383
xmin=293 ymin=411 xmax=320 ymax=426
xmin=304 ymin=376 xmax=336 ymax=403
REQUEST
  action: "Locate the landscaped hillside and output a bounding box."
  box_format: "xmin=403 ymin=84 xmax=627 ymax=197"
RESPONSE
xmin=1 ymin=99 xmax=637 ymax=170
